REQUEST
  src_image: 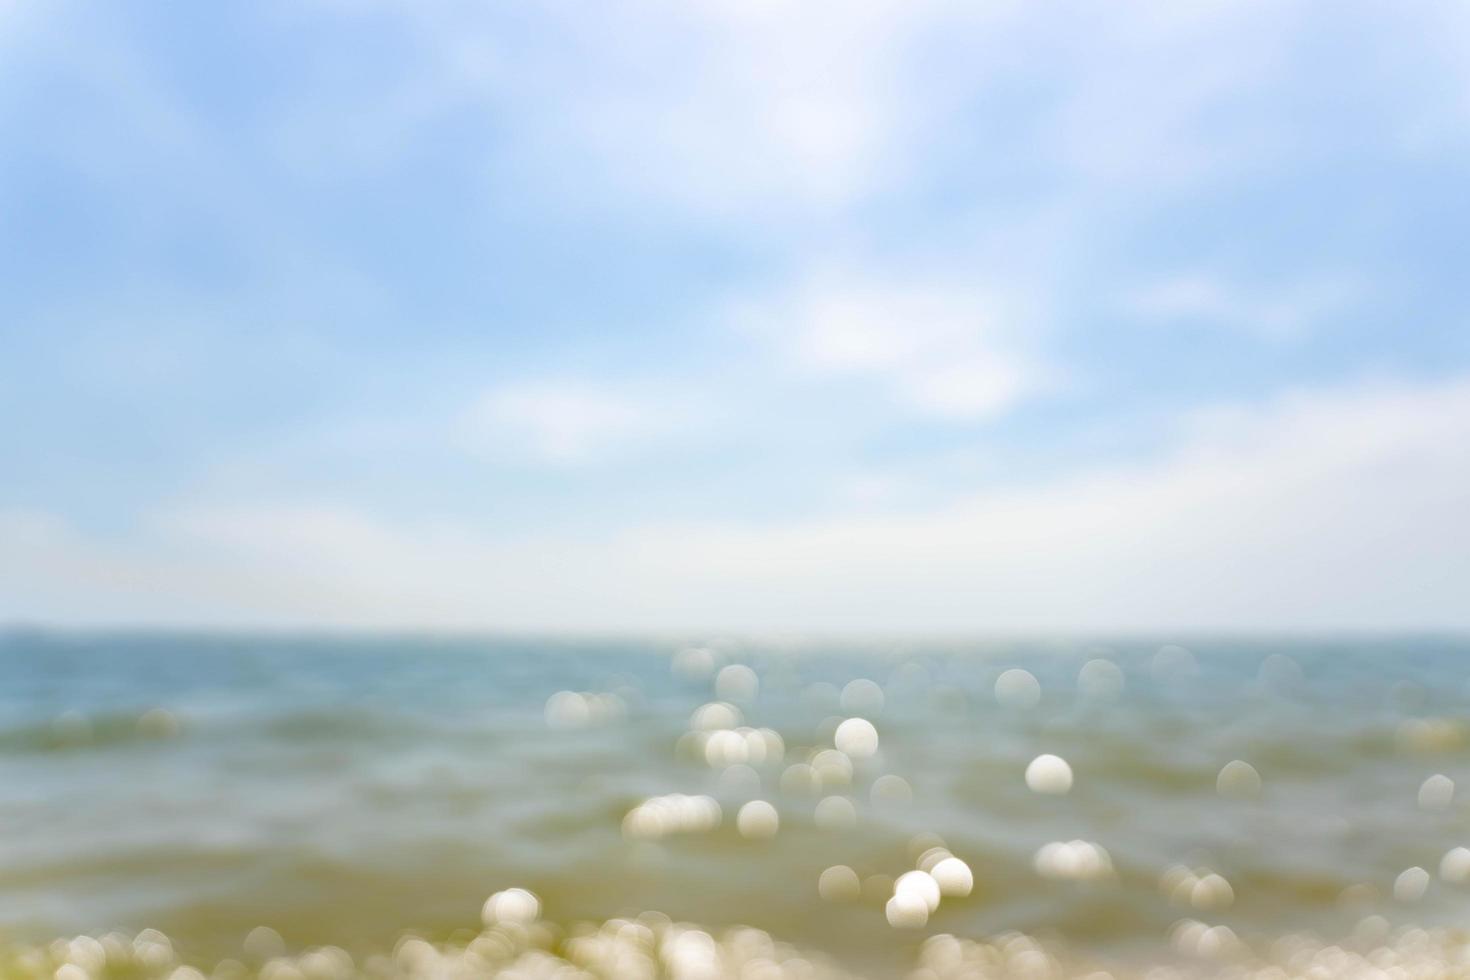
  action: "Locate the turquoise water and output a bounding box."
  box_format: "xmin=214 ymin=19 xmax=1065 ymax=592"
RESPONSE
xmin=4 ymin=630 xmax=1470 ymax=978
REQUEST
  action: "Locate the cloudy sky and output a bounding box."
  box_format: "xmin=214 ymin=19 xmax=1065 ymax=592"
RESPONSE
xmin=2 ymin=0 xmax=1468 ymax=632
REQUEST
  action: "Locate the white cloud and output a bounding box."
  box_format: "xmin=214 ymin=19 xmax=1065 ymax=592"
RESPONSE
xmin=1041 ymin=0 xmax=1299 ymax=188
xmin=461 ymin=380 xmax=682 ymax=465
xmin=278 ymin=0 xmax=948 ymax=217
xmin=1125 ymin=274 xmax=1355 ymax=339
xmin=738 ymin=268 xmax=1045 ymax=421
xmin=299 ymin=0 xmax=1330 ymax=223
xmin=6 ymin=374 xmax=1468 ymax=631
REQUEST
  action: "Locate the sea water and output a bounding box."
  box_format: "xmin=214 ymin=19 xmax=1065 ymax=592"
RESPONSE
xmin=3 ymin=630 xmax=1470 ymax=978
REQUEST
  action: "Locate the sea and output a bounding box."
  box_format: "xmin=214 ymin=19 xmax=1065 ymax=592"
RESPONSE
xmin=4 ymin=630 xmax=1470 ymax=979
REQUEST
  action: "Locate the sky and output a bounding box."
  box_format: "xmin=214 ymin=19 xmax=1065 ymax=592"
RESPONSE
xmin=1 ymin=0 xmax=1468 ymax=633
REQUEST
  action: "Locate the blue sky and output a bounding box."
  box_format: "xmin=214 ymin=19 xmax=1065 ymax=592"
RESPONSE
xmin=2 ymin=0 xmax=1468 ymax=631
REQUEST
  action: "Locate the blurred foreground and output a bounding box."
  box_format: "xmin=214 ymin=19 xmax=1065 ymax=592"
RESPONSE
xmin=5 ymin=631 xmax=1470 ymax=979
